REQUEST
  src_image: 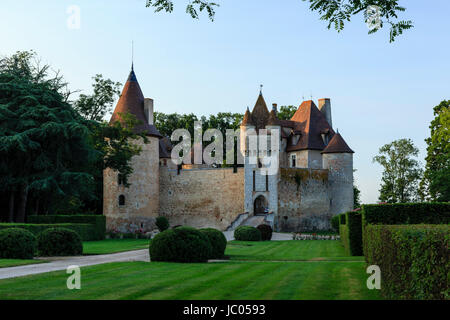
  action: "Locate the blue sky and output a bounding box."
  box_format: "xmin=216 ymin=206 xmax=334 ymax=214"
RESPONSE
xmin=1 ymin=0 xmax=449 ymax=203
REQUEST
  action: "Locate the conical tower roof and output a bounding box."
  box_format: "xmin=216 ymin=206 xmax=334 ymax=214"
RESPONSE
xmin=241 ymin=107 xmax=254 ymax=126
xmin=251 ymin=93 xmax=270 ymax=130
xmin=322 ymin=132 xmax=354 ymax=153
xmin=110 ymin=68 xmax=162 ymax=138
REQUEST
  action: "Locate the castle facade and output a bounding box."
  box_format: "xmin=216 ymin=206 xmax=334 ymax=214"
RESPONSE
xmin=103 ymin=68 xmax=354 ymax=232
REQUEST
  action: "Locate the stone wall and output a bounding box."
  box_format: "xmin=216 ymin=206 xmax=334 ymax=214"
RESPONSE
xmin=276 ymin=168 xmax=330 ymax=232
xmin=103 ymin=137 xmax=160 ymax=233
xmin=159 ymin=167 xmax=245 ymax=230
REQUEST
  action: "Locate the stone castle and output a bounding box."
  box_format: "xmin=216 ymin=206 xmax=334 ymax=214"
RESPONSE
xmin=103 ymin=68 xmax=354 ymax=233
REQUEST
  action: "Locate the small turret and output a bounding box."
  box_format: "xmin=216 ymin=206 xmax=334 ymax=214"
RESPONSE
xmin=322 ymin=132 xmax=354 ymax=216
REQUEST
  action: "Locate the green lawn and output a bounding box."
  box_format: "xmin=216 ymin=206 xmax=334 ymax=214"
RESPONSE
xmin=226 ymin=240 xmax=364 ymax=261
xmin=82 ymin=239 xmax=149 ymax=255
xmin=0 ymin=259 xmax=46 ymax=268
xmin=0 ymin=240 xmax=379 ymax=300
xmin=0 ymin=260 xmax=379 ymax=300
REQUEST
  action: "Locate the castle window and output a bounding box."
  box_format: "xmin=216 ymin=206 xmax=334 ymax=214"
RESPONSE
xmin=253 ymin=171 xmax=256 ymax=191
xmin=118 ymin=174 xmax=125 ymax=185
xmin=118 ymin=195 xmax=125 ymax=206
xmin=291 ymin=154 xmax=296 ymax=168
xmin=266 ymin=174 xmax=269 ymax=191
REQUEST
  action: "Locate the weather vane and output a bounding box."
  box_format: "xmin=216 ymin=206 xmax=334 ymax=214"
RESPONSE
xmin=260 ymin=84 xmax=263 ymax=94
xmin=131 ymin=40 xmax=134 ymax=70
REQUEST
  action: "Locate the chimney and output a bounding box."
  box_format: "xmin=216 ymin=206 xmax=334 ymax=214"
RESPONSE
xmin=318 ymin=98 xmax=332 ymax=128
xmin=144 ymin=98 xmax=154 ymax=125
xmin=272 ymin=103 xmax=278 ymax=114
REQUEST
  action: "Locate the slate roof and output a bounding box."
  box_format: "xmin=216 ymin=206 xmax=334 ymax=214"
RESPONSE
xmin=110 ymin=68 xmax=162 ymax=138
xmin=286 ymin=100 xmax=335 ymax=152
xmin=321 ymin=133 xmax=354 ymax=154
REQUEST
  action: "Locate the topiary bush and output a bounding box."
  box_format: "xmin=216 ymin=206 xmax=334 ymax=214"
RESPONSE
xmin=256 ymin=224 xmax=272 ymax=241
xmin=155 ymin=216 xmax=169 ymax=232
xmin=0 ymin=228 xmax=36 ymax=259
xmin=37 ymin=228 xmax=83 ymax=256
xmin=200 ymin=228 xmax=227 ymax=259
xmin=234 ymin=226 xmax=261 ymax=241
xmin=150 ymin=226 xmax=212 ymax=262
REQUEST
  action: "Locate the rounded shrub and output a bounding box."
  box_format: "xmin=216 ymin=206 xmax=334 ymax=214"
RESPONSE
xmin=150 ymin=226 xmax=212 ymax=262
xmin=37 ymin=228 xmax=82 ymax=256
xmin=234 ymin=226 xmax=261 ymax=241
xmin=256 ymin=224 xmax=273 ymax=241
xmin=0 ymin=228 xmax=36 ymax=259
xmin=200 ymin=228 xmax=227 ymax=259
xmin=155 ymin=216 xmax=169 ymax=232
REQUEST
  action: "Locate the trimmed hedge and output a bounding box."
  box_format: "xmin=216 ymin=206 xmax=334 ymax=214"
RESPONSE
xmin=257 ymin=224 xmax=273 ymax=241
xmin=150 ymin=227 xmax=212 ymax=262
xmin=200 ymin=228 xmax=227 ymax=259
xmin=341 ymin=211 xmax=363 ymax=256
xmin=361 ymin=203 xmax=450 ymax=226
xmin=331 ymin=215 xmax=340 ymax=232
xmin=37 ymin=228 xmax=83 ymax=256
xmin=365 ymin=224 xmax=449 ymax=299
xmin=155 ymin=216 xmax=169 ymax=232
xmin=234 ymin=226 xmax=261 ymax=241
xmin=27 ymin=215 xmax=106 ymax=240
xmin=0 ymin=228 xmax=36 ymax=259
xmin=339 ymin=213 xmax=346 ymax=225
xmin=0 ymin=223 xmax=96 ymax=241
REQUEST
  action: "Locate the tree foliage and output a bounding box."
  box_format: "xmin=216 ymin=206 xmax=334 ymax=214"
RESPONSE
xmin=277 ymin=105 xmax=297 ymax=120
xmin=146 ymin=0 xmax=219 ymax=21
xmin=421 ymin=100 xmax=450 ymax=202
xmin=302 ymin=0 xmax=413 ymax=42
xmin=372 ymin=138 xmax=423 ymax=203
xmin=0 ymin=51 xmax=94 ymax=222
xmin=144 ymin=0 xmax=412 ymax=42
xmin=73 ymin=74 xmax=121 ymax=121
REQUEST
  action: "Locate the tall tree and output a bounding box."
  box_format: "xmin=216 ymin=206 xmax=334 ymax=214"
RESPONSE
xmin=421 ymin=100 xmax=450 ymax=202
xmin=0 ymin=51 xmax=94 ymax=222
xmin=277 ymin=105 xmax=297 ymax=120
xmin=145 ymin=0 xmax=412 ymax=42
xmin=372 ymin=138 xmax=423 ymax=203
xmin=73 ymin=74 xmax=121 ymax=121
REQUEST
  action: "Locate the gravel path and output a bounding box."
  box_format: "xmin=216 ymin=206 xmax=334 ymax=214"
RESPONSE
xmin=0 ymin=249 xmax=149 ymax=280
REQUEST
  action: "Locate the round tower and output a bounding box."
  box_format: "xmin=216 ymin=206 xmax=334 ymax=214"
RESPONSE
xmin=322 ymin=132 xmax=354 ymax=216
xmin=103 ymin=67 xmax=162 ymax=233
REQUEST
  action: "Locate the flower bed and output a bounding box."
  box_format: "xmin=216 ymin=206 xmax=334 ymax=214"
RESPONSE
xmin=292 ymin=233 xmax=340 ymax=240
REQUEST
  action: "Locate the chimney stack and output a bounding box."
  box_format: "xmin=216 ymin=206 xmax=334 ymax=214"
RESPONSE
xmin=318 ymin=98 xmax=332 ymax=128
xmin=144 ymin=98 xmax=154 ymax=125
xmin=272 ymin=103 xmax=278 ymax=114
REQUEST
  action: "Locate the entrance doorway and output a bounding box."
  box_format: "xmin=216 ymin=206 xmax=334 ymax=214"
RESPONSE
xmin=254 ymin=195 xmax=268 ymax=215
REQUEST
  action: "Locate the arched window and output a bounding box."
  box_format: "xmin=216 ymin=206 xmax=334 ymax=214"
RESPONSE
xmin=118 ymin=195 xmax=125 ymax=206
xmin=118 ymin=174 xmax=125 ymax=185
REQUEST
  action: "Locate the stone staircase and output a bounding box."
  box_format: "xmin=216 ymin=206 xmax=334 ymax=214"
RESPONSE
xmin=241 ymin=215 xmax=266 ymax=227
xmin=226 ymin=213 xmax=273 ymax=231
